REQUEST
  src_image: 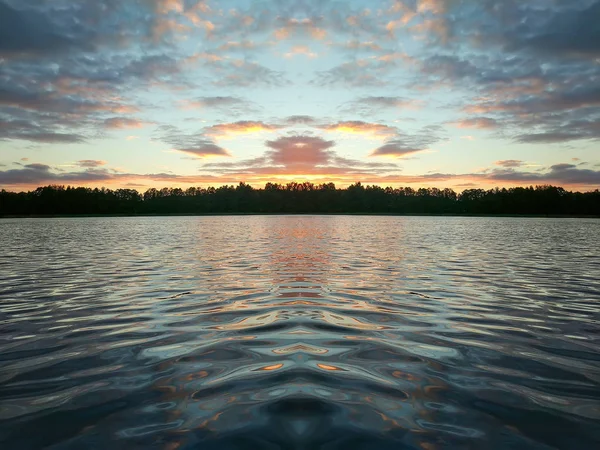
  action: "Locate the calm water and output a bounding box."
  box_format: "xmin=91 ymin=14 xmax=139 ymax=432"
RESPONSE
xmin=0 ymin=216 xmax=599 ymax=449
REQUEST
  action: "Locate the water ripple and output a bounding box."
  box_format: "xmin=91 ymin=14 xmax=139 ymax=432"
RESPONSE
xmin=0 ymin=216 xmax=599 ymax=449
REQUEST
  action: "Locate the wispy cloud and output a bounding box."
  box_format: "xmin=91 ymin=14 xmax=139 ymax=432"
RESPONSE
xmin=155 ymin=125 xmax=230 ymax=158
xmin=204 ymin=121 xmax=284 ymax=139
xmin=77 ymin=160 xmax=107 ymax=168
xmin=104 ymin=118 xmax=147 ymax=129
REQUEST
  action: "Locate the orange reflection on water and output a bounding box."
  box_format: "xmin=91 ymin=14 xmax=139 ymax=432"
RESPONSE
xmin=183 ymin=370 xmax=209 ymax=381
xmin=198 ymin=412 xmax=224 ymax=431
xmin=213 ymin=312 xmax=280 ymax=330
xmin=278 ymin=299 xmax=320 ymax=305
xmin=272 ymin=344 xmax=329 ymax=355
xmin=259 ymin=363 xmax=284 ymax=371
xmin=392 ymin=370 xmax=419 ymax=381
xmin=321 ymin=311 xmax=385 ymax=330
xmin=376 ymin=411 xmax=404 ymax=429
xmin=317 ymin=363 xmax=343 ymax=371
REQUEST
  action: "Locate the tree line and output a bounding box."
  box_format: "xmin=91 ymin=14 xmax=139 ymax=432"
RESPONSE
xmin=1 ymin=183 xmax=599 ymax=216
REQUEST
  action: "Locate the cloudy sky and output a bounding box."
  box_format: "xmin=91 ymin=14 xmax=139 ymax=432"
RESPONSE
xmin=1 ymin=0 xmax=599 ymax=191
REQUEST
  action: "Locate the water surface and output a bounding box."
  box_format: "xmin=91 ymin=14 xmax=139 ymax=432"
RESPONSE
xmin=1 ymin=216 xmax=599 ymax=449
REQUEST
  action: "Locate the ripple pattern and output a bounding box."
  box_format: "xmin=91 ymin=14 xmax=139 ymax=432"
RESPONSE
xmin=0 ymin=216 xmax=599 ymax=449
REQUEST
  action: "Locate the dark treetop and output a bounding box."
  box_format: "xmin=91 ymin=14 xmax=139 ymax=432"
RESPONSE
xmin=1 ymin=183 xmax=599 ymax=216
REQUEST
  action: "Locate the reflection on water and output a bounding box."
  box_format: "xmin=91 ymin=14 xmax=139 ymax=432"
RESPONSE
xmin=0 ymin=216 xmax=599 ymax=449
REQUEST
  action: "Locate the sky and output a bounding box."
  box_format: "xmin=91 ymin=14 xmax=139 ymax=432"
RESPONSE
xmin=1 ymin=0 xmax=599 ymax=192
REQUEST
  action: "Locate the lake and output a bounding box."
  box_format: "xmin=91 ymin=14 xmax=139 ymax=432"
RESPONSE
xmin=0 ymin=216 xmax=599 ymax=449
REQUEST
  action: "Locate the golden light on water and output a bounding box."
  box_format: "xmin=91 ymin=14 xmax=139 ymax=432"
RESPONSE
xmin=259 ymin=363 xmax=284 ymax=371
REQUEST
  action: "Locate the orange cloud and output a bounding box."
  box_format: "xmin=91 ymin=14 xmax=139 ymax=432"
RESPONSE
xmin=266 ymin=135 xmax=335 ymax=168
xmin=320 ymin=121 xmax=397 ymax=139
xmin=284 ymin=46 xmax=318 ymax=58
xmin=376 ymin=52 xmax=414 ymax=64
xmin=310 ymin=27 xmax=327 ymax=40
xmin=410 ymin=18 xmax=450 ymax=43
xmin=109 ymin=105 xmax=141 ymax=114
xmin=156 ymin=0 xmax=184 ymax=14
xmin=417 ymin=0 xmax=447 ymax=14
xmin=218 ymin=40 xmax=261 ymax=51
xmin=156 ymin=20 xmax=191 ymax=39
xmin=184 ymin=13 xmax=215 ymax=32
xmin=104 ymin=118 xmax=147 ymax=129
xmin=204 ymin=121 xmax=283 ymax=139
xmin=453 ymin=117 xmax=498 ymax=129
xmin=273 ymin=18 xmax=326 ymax=41
xmin=386 ymin=14 xmax=417 ymax=33
xmin=185 ymin=52 xmax=225 ymax=64
xmin=341 ymin=40 xmax=383 ymax=52
xmin=463 ymin=103 xmax=513 ymax=114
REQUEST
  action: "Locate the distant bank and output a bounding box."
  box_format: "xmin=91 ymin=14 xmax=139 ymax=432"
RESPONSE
xmin=1 ymin=183 xmax=599 ymax=217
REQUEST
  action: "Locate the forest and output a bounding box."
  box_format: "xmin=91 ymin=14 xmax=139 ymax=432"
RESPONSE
xmin=1 ymin=183 xmax=599 ymax=216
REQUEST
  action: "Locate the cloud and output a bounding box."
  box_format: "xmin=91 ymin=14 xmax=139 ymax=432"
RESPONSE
xmin=506 ymin=1 xmax=600 ymax=59
xmin=7 ymin=132 xmax=86 ymax=144
xmin=453 ymin=118 xmax=498 ymax=129
xmin=273 ymin=18 xmax=327 ymax=41
xmin=371 ymin=141 xmax=428 ymax=158
xmin=319 ymin=121 xmax=397 ymax=138
xmin=0 ymin=84 xmax=135 ymax=115
xmin=371 ymin=126 xmax=446 ymax=158
xmin=1 ymin=0 xmax=598 ymax=190
xmin=205 ymin=60 xmax=288 ymax=88
xmin=382 ymin=1 xmax=600 ymax=145
xmin=314 ymin=60 xmax=389 ymax=87
xmin=337 ymin=40 xmax=384 ymax=54
xmin=0 ymin=115 xmax=89 ymax=144
xmin=265 ymin=136 xmax=335 ymax=168
xmin=177 ymin=143 xmax=230 ymax=158
xmin=181 ymin=96 xmax=259 ymax=116
xmin=480 ymin=164 xmax=600 ymax=186
xmin=0 ymin=2 xmax=92 ymax=58
xmin=0 ymin=162 xmax=188 ymax=187
xmin=200 ymin=134 xmax=399 ymax=177
xmin=0 ymin=164 xmax=112 ymax=185
xmin=217 ymin=40 xmax=266 ymax=52
xmin=286 ymin=116 xmax=318 ymax=125
xmin=204 ymin=121 xmax=284 ymax=139
xmin=516 ymin=132 xmax=590 ymax=144
xmin=155 ymin=125 xmax=229 ymax=158
xmin=24 ymin=163 xmax=51 ymax=171
xmin=420 ymin=54 xmax=479 ymax=82
xmin=185 ymin=96 xmax=246 ymax=109
xmin=104 ymin=118 xmax=147 ymax=129
xmin=77 ymin=160 xmax=107 ymax=168
xmin=284 ymin=45 xmax=318 ymax=58
xmin=495 ymin=160 xmax=524 ymax=168
xmin=417 ymin=0 xmax=447 ymax=15
xmin=342 ymin=96 xmax=422 ymax=116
